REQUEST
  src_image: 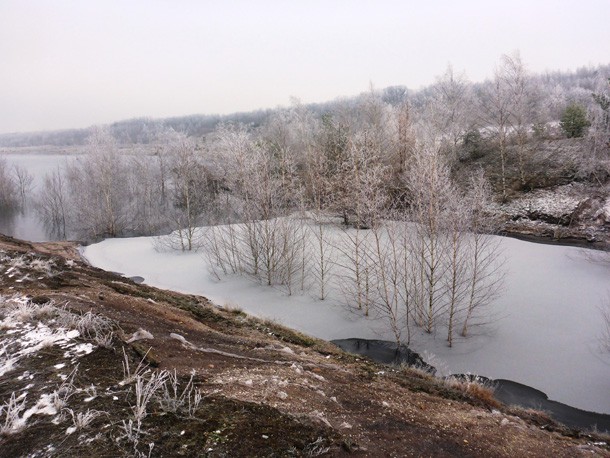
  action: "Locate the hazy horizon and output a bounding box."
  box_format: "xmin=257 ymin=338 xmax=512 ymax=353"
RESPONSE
xmin=1 ymin=0 xmax=609 ymax=135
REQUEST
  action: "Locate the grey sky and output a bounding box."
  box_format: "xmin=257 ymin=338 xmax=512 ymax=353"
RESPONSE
xmin=1 ymin=0 xmax=609 ymax=134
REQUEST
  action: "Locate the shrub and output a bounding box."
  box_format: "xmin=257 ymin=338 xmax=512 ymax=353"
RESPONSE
xmin=560 ymin=104 xmax=590 ymax=138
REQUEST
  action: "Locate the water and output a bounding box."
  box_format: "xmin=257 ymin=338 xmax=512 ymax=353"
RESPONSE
xmin=0 ymin=153 xmax=80 ymax=241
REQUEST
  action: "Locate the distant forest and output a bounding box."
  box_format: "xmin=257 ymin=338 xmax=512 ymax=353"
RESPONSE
xmin=1 ymin=61 xmax=609 ymax=148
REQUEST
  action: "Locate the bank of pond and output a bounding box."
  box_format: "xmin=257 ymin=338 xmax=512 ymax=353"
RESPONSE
xmin=332 ymin=338 xmax=610 ymax=434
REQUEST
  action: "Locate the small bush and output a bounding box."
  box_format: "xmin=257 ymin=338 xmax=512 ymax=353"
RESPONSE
xmin=560 ymin=104 xmax=590 ymax=138
xmin=444 ymin=374 xmax=500 ymax=408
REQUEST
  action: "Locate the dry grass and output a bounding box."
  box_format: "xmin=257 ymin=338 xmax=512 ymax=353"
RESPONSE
xmin=444 ymin=375 xmax=501 ymax=408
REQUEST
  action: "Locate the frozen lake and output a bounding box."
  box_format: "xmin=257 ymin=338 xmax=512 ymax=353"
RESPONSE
xmin=83 ymin=230 xmax=610 ymax=415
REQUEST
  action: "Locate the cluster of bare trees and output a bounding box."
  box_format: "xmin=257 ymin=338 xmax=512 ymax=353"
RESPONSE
xmin=34 ymin=127 xmax=220 ymax=245
xmin=196 ymin=96 xmax=506 ymax=347
xmin=0 ymin=158 xmax=33 ymax=213
xmin=0 ymin=159 xmax=20 ymax=211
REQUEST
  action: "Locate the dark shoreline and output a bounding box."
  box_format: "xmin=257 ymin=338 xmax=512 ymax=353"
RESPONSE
xmin=332 ymin=338 xmax=610 ymax=434
xmin=499 ymin=230 xmax=609 ymax=251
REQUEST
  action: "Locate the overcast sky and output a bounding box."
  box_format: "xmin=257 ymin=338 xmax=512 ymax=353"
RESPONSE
xmin=1 ymin=0 xmax=609 ymax=134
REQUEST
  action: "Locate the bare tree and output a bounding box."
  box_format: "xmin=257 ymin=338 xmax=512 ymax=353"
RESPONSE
xmin=12 ymin=164 xmax=34 ymax=207
xmin=584 ymin=75 xmax=610 ymax=181
xmin=366 ymin=218 xmax=411 ymax=345
xmin=317 ymin=112 xmax=352 ymax=224
xmin=404 ymin=145 xmax=452 ymax=333
xmin=479 ymin=55 xmax=516 ymax=201
xmin=334 ymin=133 xmax=388 ymax=315
xmin=0 ymin=158 xmax=19 ymax=211
xmin=128 ymin=152 xmax=168 ymax=236
xmin=66 ymin=127 xmax=131 ymax=239
xmin=204 ymin=123 xmax=307 ymax=289
xmin=394 ymin=101 xmax=417 ymax=178
xmin=36 ymin=168 xmax=69 ymax=239
xmin=460 ymin=171 xmax=505 ymax=337
xmin=162 ymin=130 xmax=214 ymax=251
xmin=308 ymin=211 xmax=335 ymax=300
xmin=502 ymin=52 xmax=543 ymax=188
xmin=425 ymin=65 xmax=473 ymax=164
xmin=443 ymin=191 xmax=471 ymax=347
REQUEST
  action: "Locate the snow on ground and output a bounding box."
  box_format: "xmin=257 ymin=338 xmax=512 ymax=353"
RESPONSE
xmin=83 ymin=231 xmax=610 ymax=414
xmin=0 ymin=295 xmax=107 ymax=433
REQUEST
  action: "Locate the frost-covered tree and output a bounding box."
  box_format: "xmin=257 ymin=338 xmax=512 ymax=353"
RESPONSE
xmin=501 ymin=52 xmax=541 ymax=187
xmin=478 ymin=52 xmax=537 ymax=198
xmin=425 ymin=65 xmax=473 ymax=163
xmin=460 ymin=171 xmax=505 ymax=338
xmin=0 ymin=158 xmax=20 ymax=211
xmin=584 ymin=76 xmax=610 ymax=180
xmin=161 ymin=130 xmax=215 ymax=251
xmin=204 ymin=123 xmax=307 ymax=290
xmin=66 ymin=127 xmax=131 ymax=238
xmin=404 ymin=145 xmax=453 ymax=333
xmin=12 ymin=164 xmax=34 ymax=207
xmin=36 ymin=168 xmax=69 ymax=239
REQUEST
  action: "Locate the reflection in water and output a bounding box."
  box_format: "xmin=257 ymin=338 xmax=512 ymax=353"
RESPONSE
xmin=0 ymin=207 xmax=18 ymax=237
xmin=0 ymin=153 xmax=80 ymax=242
xmin=0 ymin=205 xmax=66 ymax=242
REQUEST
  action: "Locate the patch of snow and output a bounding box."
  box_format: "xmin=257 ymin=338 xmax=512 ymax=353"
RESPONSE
xmin=72 ymin=343 xmax=94 ymax=355
xmin=0 ymin=295 xmax=98 ymax=378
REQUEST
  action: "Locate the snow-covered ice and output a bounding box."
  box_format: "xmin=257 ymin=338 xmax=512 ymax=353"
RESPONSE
xmin=83 ymin=231 xmax=610 ymax=414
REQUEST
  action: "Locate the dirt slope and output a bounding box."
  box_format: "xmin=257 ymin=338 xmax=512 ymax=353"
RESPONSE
xmin=0 ymin=234 xmax=608 ymax=457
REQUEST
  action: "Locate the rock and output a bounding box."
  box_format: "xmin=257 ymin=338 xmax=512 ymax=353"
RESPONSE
xmin=126 ymin=328 xmax=153 ymax=343
xmin=30 ymin=295 xmax=51 ymax=305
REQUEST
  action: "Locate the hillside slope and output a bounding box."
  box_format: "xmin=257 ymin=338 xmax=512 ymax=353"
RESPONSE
xmin=0 ymin=234 xmax=608 ymax=457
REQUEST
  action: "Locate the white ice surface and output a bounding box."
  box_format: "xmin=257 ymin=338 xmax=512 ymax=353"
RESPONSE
xmin=83 ymin=233 xmax=610 ymax=414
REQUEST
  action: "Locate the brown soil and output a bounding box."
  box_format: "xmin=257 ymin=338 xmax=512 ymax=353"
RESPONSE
xmin=0 ymin=234 xmax=608 ymax=457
